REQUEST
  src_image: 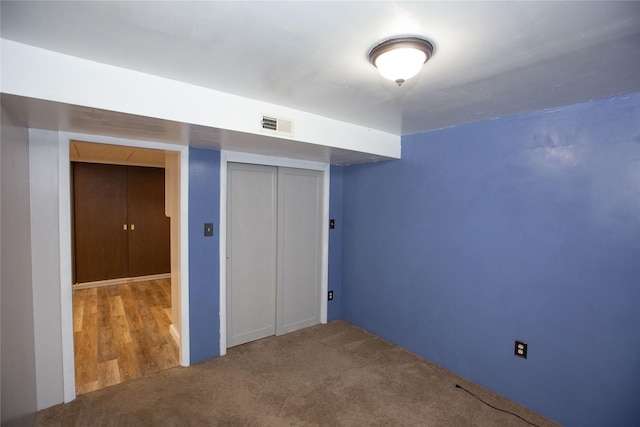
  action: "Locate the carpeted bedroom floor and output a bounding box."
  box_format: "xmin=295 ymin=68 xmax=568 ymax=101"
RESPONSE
xmin=35 ymin=320 xmax=559 ymax=426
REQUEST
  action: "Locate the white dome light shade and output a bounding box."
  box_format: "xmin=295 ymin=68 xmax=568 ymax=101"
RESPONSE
xmin=374 ymin=48 xmax=426 ymax=82
xmin=369 ymin=37 xmax=434 ymax=86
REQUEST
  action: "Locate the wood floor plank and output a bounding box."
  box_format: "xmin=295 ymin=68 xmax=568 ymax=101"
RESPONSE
xmin=97 ymin=359 xmax=121 ymax=389
xmin=110 ymin=295 xmax=125 ymax=317
xmin=135 ymin=298 xmax=166 ymax=347
xmin=121 ymin=285 xmax=144 ymax=331
xmin=86 ymin=288 xmax=98 ymax=314
xmin=73 ymin=280 xmax=178 ymax=395
xmin=76 ymin=380 xmax=98 ymax=395
xmin=114 ymin=339 xmax=142 ymax=382
xmin=128 ymin=328 xmax=157 ymax=376
xmin=110 ymin=314 xmax=132 ymax=344
xmin=74 ymin=307 xmax=98 ymax=391
xmin=156 ymin=342 xmax=179 ymax=370
xmin=97 ymin=325 xmax=118 ymax=363
xmin=74 ymin=332 xmax=90 ymax=388
xmin=144 ymin=310 xmax=168 ymax=347
xmin=155 ymin=280 xmax=171 ymax=307
xmin=150 ymin=305 xmax=171 ymax=331
xmin=73 ymin=291 xmax=85 ymax=333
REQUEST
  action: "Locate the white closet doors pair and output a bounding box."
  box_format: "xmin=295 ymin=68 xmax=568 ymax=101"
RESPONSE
xmin=226 ymin=163 xmax=323 ymax=347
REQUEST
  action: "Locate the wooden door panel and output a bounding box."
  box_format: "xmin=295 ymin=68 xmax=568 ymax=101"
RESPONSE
xmin=127 ymin=166 xmax=171 ymax=277
xmin=73 ymin=163 xmax=129 ymax=282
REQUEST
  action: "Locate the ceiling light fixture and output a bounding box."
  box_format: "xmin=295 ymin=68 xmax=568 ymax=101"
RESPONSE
xmin=369 ymin=36 xmax=434 ymax=86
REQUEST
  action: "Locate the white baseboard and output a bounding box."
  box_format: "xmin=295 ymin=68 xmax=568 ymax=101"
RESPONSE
xmin=73 ymin=273 xmax=171 ymax=290
xmin=169 ymin=323 xmax=180 ymax=345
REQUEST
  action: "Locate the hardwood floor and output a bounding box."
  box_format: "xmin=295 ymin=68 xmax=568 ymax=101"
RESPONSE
xmin=73 ymin=279 xmax=179 ymax=395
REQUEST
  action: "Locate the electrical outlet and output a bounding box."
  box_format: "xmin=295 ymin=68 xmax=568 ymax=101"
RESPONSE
xmin=515 ymin=340 xmax=527 ymax=359
xmin=328 ymin=290 xmax=334 ymax=301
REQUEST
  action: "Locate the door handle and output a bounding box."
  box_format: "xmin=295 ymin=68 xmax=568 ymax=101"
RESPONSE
xmin=130 ymin=224 xmax=135 ymax=231
xmin=123 ymin=224 xmax=127 ymax=231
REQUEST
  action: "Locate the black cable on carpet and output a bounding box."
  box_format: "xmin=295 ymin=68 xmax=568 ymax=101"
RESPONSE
xmin=455 ymin=384 xmax=541 ymax=427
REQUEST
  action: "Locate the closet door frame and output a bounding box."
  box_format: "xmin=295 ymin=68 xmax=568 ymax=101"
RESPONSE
xmin=219 ymin=151 xmax=330 ymax=356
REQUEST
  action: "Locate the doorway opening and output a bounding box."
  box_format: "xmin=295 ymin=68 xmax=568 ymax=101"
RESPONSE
xmin=62 ymin=136 xmax=189 ymax=398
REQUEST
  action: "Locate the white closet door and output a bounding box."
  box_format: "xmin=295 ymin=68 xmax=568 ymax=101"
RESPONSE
xmin=276 ymin=167 xmax=323 ymax=335
xmin=226 ymin=163 xmax=278 ymax=347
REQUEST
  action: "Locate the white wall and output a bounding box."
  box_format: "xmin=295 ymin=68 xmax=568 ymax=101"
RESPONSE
xmin=29 ymin=129 xmax=64 ymax=409
xmin=1 ymin=104 xmax=37 ymax=425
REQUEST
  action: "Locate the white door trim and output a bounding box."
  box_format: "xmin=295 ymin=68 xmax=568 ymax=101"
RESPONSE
xmin=219 ymin=151 xmax=330 ymax=356
xmin=58 ymin=132 xmax=190 ymax=403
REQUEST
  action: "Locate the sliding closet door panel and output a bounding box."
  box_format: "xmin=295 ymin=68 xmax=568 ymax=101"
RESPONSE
xmin=276 ymin=167 xmax=323 ymax=335
xmin=227 ymin=163 xmax=278 ymax=347
xmin=73 ymin=163 xmax=129 ymax=283
xmin=127 ymin=166 xmax=171 ymax=277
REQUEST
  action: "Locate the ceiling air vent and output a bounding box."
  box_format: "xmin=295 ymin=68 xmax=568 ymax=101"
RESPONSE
xmin=261 ymin=115 xmax=294 ymax=136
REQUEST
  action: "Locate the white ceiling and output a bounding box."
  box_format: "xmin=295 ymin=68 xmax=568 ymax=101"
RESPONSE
xmin=2 ymin=1 xmax=640 ymax=137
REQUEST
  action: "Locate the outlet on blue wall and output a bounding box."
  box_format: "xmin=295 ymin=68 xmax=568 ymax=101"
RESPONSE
xmin=341 ymin=93 xmax=640 ymax=427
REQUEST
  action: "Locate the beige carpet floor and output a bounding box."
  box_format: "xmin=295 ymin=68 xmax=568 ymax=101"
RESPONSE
xmin=36 ymin=320 xmax=559 ymax=426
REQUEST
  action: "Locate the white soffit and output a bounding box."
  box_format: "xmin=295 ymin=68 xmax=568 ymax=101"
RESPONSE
xmin=0 ymin=40 xmax=400 ymax=165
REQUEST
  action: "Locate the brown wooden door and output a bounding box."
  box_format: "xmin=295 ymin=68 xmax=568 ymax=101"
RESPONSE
xmin=73 ymin=163 xmax=129 ymax=283
xmin=73 ymin=163 xmax=170 ymax=283
xmin=127 ymin=166 xmax=170 ymax=277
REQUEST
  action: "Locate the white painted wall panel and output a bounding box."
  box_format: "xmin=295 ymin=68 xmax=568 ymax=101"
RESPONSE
xmin=1 ymin=104 xmax=37 ymax=426
xmin=29 ymin=129 xmax=64 ymax=409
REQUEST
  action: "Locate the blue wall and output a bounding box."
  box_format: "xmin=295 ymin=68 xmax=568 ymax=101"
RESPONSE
xmin=341 ymin=93 xmax=640 ymax=427
xmin=328 ymin=165 xmax=344 ymax=321
xmin=188 ymin=147 xmax=221 ymax=363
